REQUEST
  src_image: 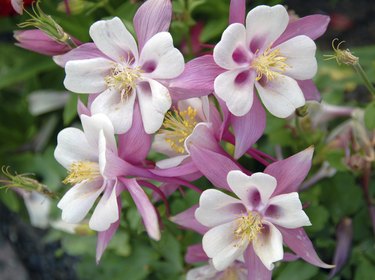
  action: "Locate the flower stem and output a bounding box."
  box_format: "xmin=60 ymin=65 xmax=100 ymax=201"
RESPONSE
xmin=353 ymin=63 xmax=375 ymax=98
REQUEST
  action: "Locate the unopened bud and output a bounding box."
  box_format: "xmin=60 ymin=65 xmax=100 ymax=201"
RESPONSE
xmin=18 ymin=1 xmax=77 ymax=48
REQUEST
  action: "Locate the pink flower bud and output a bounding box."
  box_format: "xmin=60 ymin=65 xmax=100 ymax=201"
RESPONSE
xmin=14 ymin=29 xmax=79 ymax=56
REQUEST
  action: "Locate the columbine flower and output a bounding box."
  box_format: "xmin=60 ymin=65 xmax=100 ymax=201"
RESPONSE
xmin=195 ymin=171 xmax=311 ymax=271
xmin=152 ymin=97 xmax=221 ymax=169
xmin=54 ymin=113 xmax=121 ymax=232
xmin=194 ymin=148 xmax=333 ymax=274
xmin=213 ymin=5 xmax=317 ymax=118
xmin=63 ymin=13 xmax=184 ymax=134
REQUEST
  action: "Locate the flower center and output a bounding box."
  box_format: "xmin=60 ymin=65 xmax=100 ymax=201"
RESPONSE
xmin=63 ymin=161 xmax=100 ymax=185
xmin=251 ymin=46 xmax=288 ymax=81
xmin=159 ymin=106 xmax=198 ymax=154
xmin=234 ymin=212 xmax=263 ymax=245
xmin=105 ymin=63 xmax=142 ymax=102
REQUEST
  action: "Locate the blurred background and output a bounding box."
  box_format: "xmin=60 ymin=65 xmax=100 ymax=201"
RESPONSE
xmin=0 ymin=0 xmax=374 ymax=279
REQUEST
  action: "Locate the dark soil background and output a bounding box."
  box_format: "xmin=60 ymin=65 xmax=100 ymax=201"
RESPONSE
xmin=284 ymin=0 xmax=375 ymax=48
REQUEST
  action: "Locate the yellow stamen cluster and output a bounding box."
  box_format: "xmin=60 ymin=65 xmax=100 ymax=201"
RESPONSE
xmin=234 ymin=212 xmax=263 ymax=246
xmin=105 ymin=63 xmax=142 ymax=102
xmin=63 ymin=161 xmax=100 ymax=185
xmin=159 ymin=106 xmax=198 ymax=154
xmin=252 ymin=46 xmax=288 ymax=81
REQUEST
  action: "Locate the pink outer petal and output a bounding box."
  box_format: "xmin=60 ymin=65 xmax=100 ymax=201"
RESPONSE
xmin=123 ymin=178 xmax=160 ymax=240
xmin=265 ymin=147 xmax=314 ymax=196
xmin=274 ymin=15 xmax=331 ymax=46
xmin=232 ymin=94 xmax=265 ymax=159
xmin=133 ymin=0 xmax=172 ymax=52
xmin=118 ymin=102 xmax=151 ymax=164
xmin=96 ymin=197 xmax=122 ymax=263
xmin=151 ymin=160 xmax=200 ymax=177
xmin=15 ymin=30 xmax=71 ymax=56
xmin=277 ymin=226 xmax=334 ymax=269
xmin=77 ymin=99 xmax=91 ymax=116
xmin=244 ymin=245 xmax=272 ymax=280
xmin=185 ymin=244 xmax=209 ymax=264
xmin=53 ymin=43 xmax=107 ymax=67
xmin=229 ymin=0 xmax=246 ymax=24
xmin=298 ymin=79 xmax=321 ymax=102
xmin=189 ymin=144 xmax=241 ymax=191
xmin=170 ymin=205 xmax=208 ymax=235
xmin=167 ymin=55 xmax=225 ymax=100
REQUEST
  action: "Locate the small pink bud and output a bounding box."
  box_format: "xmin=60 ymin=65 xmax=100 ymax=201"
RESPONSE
xmin=14 ymin=29 xmax=80 ymax=56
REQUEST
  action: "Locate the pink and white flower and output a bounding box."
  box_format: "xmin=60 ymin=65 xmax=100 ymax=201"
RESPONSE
xmin=194 ymin=148 xmax=333 ymax=275
xmin=54 ymin=114 xmax=122 ymax=232
xmin=213 ymin=5 xmax=317 ymax=118
xmin=152 ymin=97 xmax=221 ymax=169
xmin=195 ymin=171 xmax=311 ymax=271
xmin=62 ymin=1 xmax=184 ymax=134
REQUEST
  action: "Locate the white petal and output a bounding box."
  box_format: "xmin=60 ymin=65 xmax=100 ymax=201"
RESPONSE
xmin=186 ymin=264 xmax=218 ymax=280
xmin=137 ymin=80 xmax=171 ymax=134
xmin=246 ymin=5 xmax=289 ymax=52
xmin=227 ymin=171 xmax=277 ymax=210
xmin=195 ymin=189 xmax=244 ymax=227
xmin=54 ymin=127 xmax=97 ymax=169
xmin=81 ymin=113 xmax=117 ymax=152
xmin=156 ymin=155 xmax=190 ymax=169
xmin=214 ymin=23 xmax=250 ymax=70
xmin=277 ymin=35 xmax=317 ymax=80
xmin=139 ymin=32 xmax=184 ymax=79
xmin=64 ymin=58 xmax=112 ymax=93
xmin=152 ymin=133 xmax=177 ymax=157
xmin=255 ymin=75 xmax=305 ymax=118
xmin=265 ymin=192 xmax=311 ymax=228
xmin=177 ymin=97 xmax=207 ymax=122
xmin=90 ymin=88 xmax=136 ymax=134
xmin=203 ymin=221 xmax=247 ymax=271
xmin=89 ymin=17 xmax=139 ymax=62
xmin=89 ymin=182 xmax=119 ymax=231
xmin=57 ymin=180 xmax=104 ymax=224
xmin=214 ymin=70 xmax=256 ymax=116
xmin=252 ymin=222 xmax=283 ymax=270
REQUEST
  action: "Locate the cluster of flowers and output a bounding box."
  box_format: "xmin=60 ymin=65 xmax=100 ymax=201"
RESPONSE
xmin=15 ymin=0 xmax=335 ymax=278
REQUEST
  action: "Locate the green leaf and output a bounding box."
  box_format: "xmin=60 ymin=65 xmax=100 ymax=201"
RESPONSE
xmin=276 ymin=260 xmax=319 ymax=280
xmin=63 ymin=94 xmax=78 ymax=125
xmin=0 ymin=190 xmax=21 ymax=212
xmin=305 ymin=205 xmax=329 ymax=234
xmin=364 ymin=101 xmax=375 ymax=129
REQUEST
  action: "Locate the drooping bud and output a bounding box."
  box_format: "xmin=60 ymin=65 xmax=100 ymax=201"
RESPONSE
xmin=18 ymin=1 xmax=77 ymax=48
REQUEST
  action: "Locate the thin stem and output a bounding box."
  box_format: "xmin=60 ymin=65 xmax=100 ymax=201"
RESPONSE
xmin=353 ymin=63 xmax=375 ymax=97
xmin=63 ymin=0 xmax=71 ymax=15
xmin=138 ymin=180 xmax=170 ymax=217
xmin=249 ymin=148 xmax=276 ymax=162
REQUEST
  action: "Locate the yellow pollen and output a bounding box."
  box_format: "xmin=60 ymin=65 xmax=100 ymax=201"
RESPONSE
xmin=234 ymin=212 xmax=263 ymax=246
xmin=105 ymin=62 xmax=142 ymax=102
xmin=63 ymin=161 xmax=100 ymax=185
xmin=251 ymin=46 xmax=288 ymax=81
xmin=159 ymin=106 xmax=198 ymax=154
